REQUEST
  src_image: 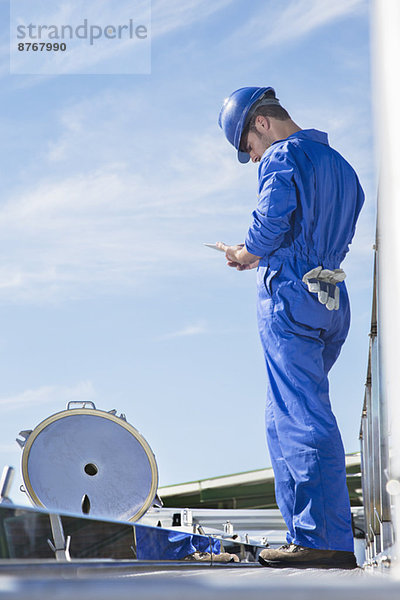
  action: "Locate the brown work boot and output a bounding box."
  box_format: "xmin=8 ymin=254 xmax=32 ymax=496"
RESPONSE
xmin=184 ymin=551 xmax=239 ymax=563
xmin=258 ymin=543 xmax=357 ymax=569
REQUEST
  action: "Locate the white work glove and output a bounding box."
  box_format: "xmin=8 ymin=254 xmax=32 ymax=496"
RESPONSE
xmin=302 ymin=266 xmax=346 ymax=311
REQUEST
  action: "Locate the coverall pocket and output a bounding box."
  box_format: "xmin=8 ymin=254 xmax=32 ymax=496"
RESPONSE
xmin=264 ymin=264 xmax=283 ymax=296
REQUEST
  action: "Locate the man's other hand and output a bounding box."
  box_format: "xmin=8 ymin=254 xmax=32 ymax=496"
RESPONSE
xmin=228 ymin=259 xmax=260 ymax=271
xmin=216 ymin=241 xmax=261 ymax=269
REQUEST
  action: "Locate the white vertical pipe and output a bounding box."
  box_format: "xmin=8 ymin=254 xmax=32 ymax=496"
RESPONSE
xmin=373 ymin=0 xmax=400 ymax=573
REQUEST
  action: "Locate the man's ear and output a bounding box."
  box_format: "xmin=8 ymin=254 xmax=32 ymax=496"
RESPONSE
xmin=254 ymin=115 xmax=269 ymax=134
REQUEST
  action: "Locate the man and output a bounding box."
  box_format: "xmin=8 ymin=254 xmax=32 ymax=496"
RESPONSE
xmin=217 ymin=87 xmax=364 ymax=569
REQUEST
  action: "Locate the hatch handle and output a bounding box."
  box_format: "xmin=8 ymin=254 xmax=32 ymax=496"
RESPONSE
xmin=67 ymin=401 xmax=96 ymax=411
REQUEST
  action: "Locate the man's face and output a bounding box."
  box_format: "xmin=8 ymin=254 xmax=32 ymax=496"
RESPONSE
xmin=243 ymin=130 xmax=269 ymax=163
xmin=241 ymin=115 xmax=275 ymax=163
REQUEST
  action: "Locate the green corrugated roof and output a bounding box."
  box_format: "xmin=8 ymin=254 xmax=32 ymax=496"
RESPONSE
xmin=159 ymin=453 xmax=362 ymax=509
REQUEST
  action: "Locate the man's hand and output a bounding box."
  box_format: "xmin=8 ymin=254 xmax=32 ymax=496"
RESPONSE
xmin=228 ymin=260 xmax=260 ymax=271
xmin=216 ymin=242 xmax=244 ymax=262
xmin=216 ymin=242 xmax=261 ymax=271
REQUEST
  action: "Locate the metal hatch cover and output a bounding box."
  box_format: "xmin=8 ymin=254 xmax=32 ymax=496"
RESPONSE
xmin=20 ymin=405 xmax=158 ymax=522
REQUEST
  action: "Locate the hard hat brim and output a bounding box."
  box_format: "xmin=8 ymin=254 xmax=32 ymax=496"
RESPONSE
xmin=238 ymin=150 xmax=250 ymax=163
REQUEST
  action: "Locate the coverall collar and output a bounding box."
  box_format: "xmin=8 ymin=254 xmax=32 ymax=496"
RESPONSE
xmin=262 ymin=129 xmax=329 ymax=161
xmin=275 ymin=128 xmax=329 ymax=146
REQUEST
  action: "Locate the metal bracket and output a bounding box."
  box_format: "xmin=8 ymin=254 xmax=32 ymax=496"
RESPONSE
xmin=67 ymin=401 xmax=96 ymax=411
xmin=106 ymin=409 xmax=126 ymax=420
xmin=152 ymin=494 xmax=164 ymax=508
xmin=182 ymin=508 xmax=193 ymax=527
xmin=16 ymin=430 xmax=32 ymax=449
xmin=47 ymin=514 xmax=71 ymax=562
xmin=223 ymin=520 xmax=234 ymax=535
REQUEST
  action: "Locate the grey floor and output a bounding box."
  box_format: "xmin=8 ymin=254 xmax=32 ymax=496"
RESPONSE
xmin=0 ymin=561 xmax=397 ymax=600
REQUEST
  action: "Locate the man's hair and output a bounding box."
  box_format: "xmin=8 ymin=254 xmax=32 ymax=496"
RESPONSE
xmin=240 ymin=90 xmax=291 ymax=151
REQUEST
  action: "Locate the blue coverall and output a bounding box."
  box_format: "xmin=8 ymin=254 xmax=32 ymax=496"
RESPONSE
xmin=135 ymin=526 xmax=220 ymax=560
xmin=245 ymin=129 xmax=364 ymax=552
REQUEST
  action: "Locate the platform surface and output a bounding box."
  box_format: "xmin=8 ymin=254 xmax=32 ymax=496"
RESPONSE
xmin=0 ymin=560 xmax=397 ymax=600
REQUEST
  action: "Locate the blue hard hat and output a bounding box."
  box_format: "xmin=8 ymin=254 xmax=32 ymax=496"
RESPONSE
xmin=218 ymin=86 xmax=276 ymax=163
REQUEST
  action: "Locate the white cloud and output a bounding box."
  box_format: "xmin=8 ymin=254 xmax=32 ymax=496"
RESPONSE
xmin=0 ymin=85 xmax=254 ymax=303
xmin=0 ymin=381 xmax=96 ymax=411
xmin=226 ymin=0 xmax=366 ymax=51
xmin=0 ymin=147 xmax=246 ymax=302
xmin=152 ymin=0 xmax=234 ymax=37
xmin=159 ymin=321 xmax=208 ymax=340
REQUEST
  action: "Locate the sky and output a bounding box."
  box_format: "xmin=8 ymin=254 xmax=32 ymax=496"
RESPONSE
xmin=0 ymin=0 xmax=374 ymax=506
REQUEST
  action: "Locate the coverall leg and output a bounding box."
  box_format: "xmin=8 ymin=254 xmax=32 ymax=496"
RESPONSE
xmin=258 ymin=264 xmax=354 ymax=552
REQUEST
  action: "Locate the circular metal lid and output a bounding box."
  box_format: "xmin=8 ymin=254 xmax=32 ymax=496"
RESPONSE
xmin=21 ymin=407 xmax=158 ymax=521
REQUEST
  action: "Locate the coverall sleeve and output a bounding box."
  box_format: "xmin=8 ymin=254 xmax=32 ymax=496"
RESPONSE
xmin=245 ymin=150 xmax=298 ymax=259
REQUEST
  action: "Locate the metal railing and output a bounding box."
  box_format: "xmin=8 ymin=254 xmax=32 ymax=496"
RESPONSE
xmin=359 ymin=247 xmax=393 ymax=565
